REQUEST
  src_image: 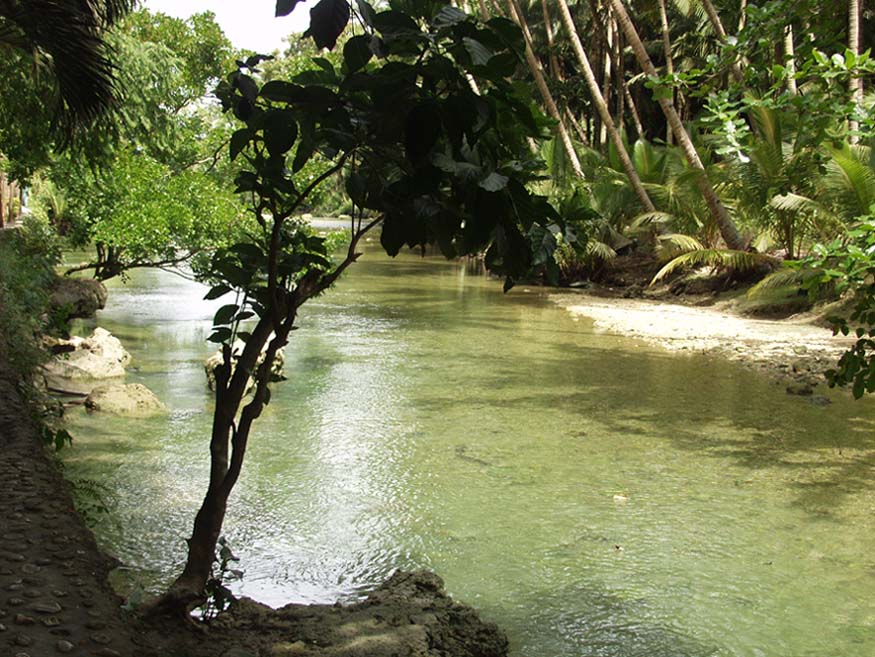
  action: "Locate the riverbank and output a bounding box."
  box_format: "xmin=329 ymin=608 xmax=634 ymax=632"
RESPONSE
xmin=550 ymin=287 xmax=856 ymax=397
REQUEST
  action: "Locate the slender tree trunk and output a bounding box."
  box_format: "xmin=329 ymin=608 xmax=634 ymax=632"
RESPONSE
xmin=507 ymin=0 xmax=585 ymax=179
xmin=784 ymin=24 xmax=798 ymax=96
xmin=542 ymin=0 xmax=561 ymax=79
xmin=168 ymin=314 xmax=290 ymax=608
xmin=658 ymin=0 xmax=675 ymax=143
xmin=624 ymin=84 xmax=645 ymax=138
xmin=600 ymin=2 xmax=613 ymax=148
xmin=566 ymin=107 xmax=590 ymax=146
xmin=611 ymin=0 xmax=747 ymax=250
xmin=612 ymin=13 xmax=624 ymax=135
xmin=849 ymin=0 xmax=863 ymax=143
xmin=0 ymin=173 xmax=6 ymax=228
xmin=738 ymin=0 xmax=747 ymax=31
xmin=701 ymin=0 xmax=745 ymax=83
xmin=557 ymin=0 xmax=655 ymax=211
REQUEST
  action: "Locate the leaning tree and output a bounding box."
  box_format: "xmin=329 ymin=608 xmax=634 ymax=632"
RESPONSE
xmin=155 ymin=0 xmax=575 ymax=616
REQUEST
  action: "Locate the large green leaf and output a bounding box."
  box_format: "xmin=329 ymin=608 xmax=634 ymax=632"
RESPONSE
xmin=303 ymin=0 xmax=351 ymax=50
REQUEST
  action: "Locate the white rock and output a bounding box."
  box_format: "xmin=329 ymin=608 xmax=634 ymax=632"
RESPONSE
xmin=85 ymin=383 xmax=167 ymax=417
xmin=204 ymin=340 xmax=285 ymax=394
xmin=43 ymin=328 xmax=131 ymax=393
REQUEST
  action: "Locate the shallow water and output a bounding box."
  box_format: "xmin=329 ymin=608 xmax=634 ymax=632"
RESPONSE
xmin=63 ymin=246 xmax=875 ymax=657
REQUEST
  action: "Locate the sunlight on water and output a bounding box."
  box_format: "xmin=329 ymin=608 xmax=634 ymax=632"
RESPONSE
xmin=63 ymin=247 xmax=875 ymax=657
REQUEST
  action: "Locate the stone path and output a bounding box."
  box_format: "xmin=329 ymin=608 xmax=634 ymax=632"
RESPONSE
xmin=0 ymin=374 xmax=137 ymax=657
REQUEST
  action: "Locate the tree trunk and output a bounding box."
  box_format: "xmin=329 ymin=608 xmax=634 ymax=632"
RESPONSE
xmin=506 ymin=0 xmax=585 ymax=179
xmin=541 ymin=0 xmax=561 ymax=79
xmin=610 ymin=0 xmax=747 ymax=250
xmin=701 ymin=0 xmax=745 ymax=83
xmin=600 ymin=2 xmax=613 ymax=148
xmin=166 ymin=315 xmax=289 ymax=611
xmin=784 ymin=24 xmax=798 ymax=97
xmin=0 ymin=172 xmax=6 ymax=228
xmin=556 ymin=0 xmax=655 ymax=211
xmin=658 ymin=0 xmax=675 ymax=143
xmin=849 ymin=0 xmax=863 ymax=143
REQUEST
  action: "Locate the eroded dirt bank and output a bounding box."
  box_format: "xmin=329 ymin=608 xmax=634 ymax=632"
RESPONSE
xmin=0 ymin=368 xmax=507 ymax=657
xmin=550 ymin=290 xmax=856 ymax=396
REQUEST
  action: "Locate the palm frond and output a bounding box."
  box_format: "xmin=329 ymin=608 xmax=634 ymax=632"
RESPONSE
xmin=657 ymin=233 xmax=704 ymax=253
xmin=769 ymin=192 xmax=832 ymax=217
xmin=0 ymin=0 xmax=137 ymax=135
xmin=629 ymin=211 xmax=675 ymax=230
xmin=650 ymin=249 xmax=778 ymax=285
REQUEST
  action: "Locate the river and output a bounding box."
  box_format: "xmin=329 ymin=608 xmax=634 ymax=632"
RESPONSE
xmin=63 ymin=245 xmax=875 ymax=657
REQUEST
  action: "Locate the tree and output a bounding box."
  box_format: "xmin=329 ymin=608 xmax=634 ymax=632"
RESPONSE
xmin=40 ymin=9 xmax=243 ymax=281
xmin=156 ymin=0 xmax=570 ymax=615
xmin=555 ymin=0 xmax=655 ymax=212
xmin=609 ymin=0 xmax=748 ymax=251
xmin=0 ymin=0 xmax=136 ymax=134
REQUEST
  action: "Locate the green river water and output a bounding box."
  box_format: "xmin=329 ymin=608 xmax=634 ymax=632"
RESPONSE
xmin=63 ymin=246 xmax=875 ymax=657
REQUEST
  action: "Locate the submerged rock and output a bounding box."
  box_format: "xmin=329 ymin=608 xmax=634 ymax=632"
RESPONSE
xmin=43 ymin=328 xmax=131 ymax=394
xmin=49 ymin=277 xmax=107 ymax=320
xmin=85 ymin=383 xmax=166 ymax=417
xmin=204 ymin=340 xmax=285 ymax=394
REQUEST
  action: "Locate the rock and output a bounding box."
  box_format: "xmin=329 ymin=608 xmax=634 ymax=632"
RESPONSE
xmin=85 ymin=383 xmax=167 ymax=417
xmin=43 ymin=328 xmax=130 ymax=393
xmin=56 ymin=640 xmax=75 ymax=654
xmin=30 ymin=601 xmax=62 ymax=614
xmin=49 ymin=277 xmax=107 ymax=320
xmin=204 ymin=340 xmax=286 ymax=395
xmin=786 ymin=382 xmax=814 ymax=396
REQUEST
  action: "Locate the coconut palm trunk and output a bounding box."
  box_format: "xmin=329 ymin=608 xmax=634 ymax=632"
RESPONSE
xmin=784 ymin=24 xmax=798 ymax=96
xmin=610 ymin=0 xmax=747 ymax=250
xmin=556 ymin=0 xmax=656 ymax=211
xmin=849 ymin=0 xmax=863 ymax=143
xmin=658 ymin=0 xmax=675 ymax=142
xmin=700 ymin=0 xmax=745 ymax=83
xmin=506 ymin=0 xmax=585 ymax=179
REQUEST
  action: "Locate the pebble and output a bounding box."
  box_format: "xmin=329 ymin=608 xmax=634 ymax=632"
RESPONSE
xmin=42 ymin=616 xmax=61 ymax=627
xmin=91 ymin=632 xmax=112 ymax=645
xmin=56 ymin=640 xmax=75 ymax=653
xmin=13 ymin=614 xmax=35 ymax=625
xmin=87 ymin=620 xmax=107 ymax=630
xmin=14 ymin=652 xmax=31 ymax=657
xmin=51 ymin=590 xmax=68 ymax=598
xmin=21 ymin=564 xmax=41 ymax=574
xmin=8 ymin=597 xmax=25 ymax=606
xmin=14 ymin=632 xmax=33 ymax=646
xmin=31 ymin=601 xmax=63 ymax=614
xmin=95 ymin=649 xmax=123 ymax=657
xmin=0 ymin=622 xmax=6 ymax=631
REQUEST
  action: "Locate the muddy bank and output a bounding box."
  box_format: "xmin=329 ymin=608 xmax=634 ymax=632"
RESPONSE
xmin=550 ymin=290 xmax=856 ymax=396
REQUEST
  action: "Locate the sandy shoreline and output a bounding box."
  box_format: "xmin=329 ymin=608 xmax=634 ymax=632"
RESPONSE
xmin=549 ymin=290 xmax=857 ymax=394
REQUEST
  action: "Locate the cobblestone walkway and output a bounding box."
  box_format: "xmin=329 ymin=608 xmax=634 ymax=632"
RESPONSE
xmin=0 ymin=375 xmax=137 ymax=657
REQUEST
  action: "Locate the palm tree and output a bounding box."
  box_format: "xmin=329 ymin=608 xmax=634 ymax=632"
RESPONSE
xmin=609 ymin=0 xmax=748 ymax=251
xmin=506 ymin=0 xmax=585 ymax=178
xmin=0 ymin=0 xmax=136 ymax=133
xmin=848 ymin=0 xmax=863 ymax=143
xmin=555 ymin=0 xmax=655 ymax=211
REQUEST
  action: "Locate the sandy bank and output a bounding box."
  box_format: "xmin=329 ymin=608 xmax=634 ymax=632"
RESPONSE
xmin=550 ymin=291 xmax=857 ymax=394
